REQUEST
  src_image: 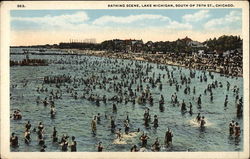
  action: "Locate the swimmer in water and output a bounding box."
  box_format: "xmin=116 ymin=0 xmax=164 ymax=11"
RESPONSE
xmin=130 ymin=145 xmax=139 ymax=152
xmin=224 ymin=95 xmax=228 ymax=107
xmin=200 ymin=116 xmax=206 ymax=128
xmin=152 ymin=115 xmax=159 ymax=128
xmin=61 ymin=138 xmax=69 ymax=152
xmin=110 ymin=116 xmax=116 ymax=133
xmin=25 ymin=121 xmax=31 ymax=130
xmin=97 ymin=113 xmax=101 ymax=124
xmin=10 ymin=132 xmax=18 ymax=147
xmin=196 ymin=113 xmax=201 ymax=122
xmin=97 ymin=142 xmax=103 ymax=152
xmin=229 ymin=120 xmax=235 ymax=135
xmin=116 ymin=128 xmax=122 ymax=141
xmin=70 ymin=136 xmax=77 ymax=152
xmin=124 ymin=120 xmax=130 ymax=134
xmin=181 ymin=100 xmax=187 ymax=112
xmin=52 ymin=127 xmax=58 ymax=142
xmin=24 ymin=128 xmax=31 ymax=144
xmin=151 ymin=137 xmax=160 ymax=152
xmin=91 ymin=116 xmax=97 ymax=135
xmin=112 ymin=103 xmax=117 ymax=113
xmin=40 ymin=145 xmax=46 ymax=152
xmin=140 ymin=132 xmax=149 ymax=147
xmin=189 ymin=102 xmax=193 ymax=115
xmin=234 ymin=122 xmax=241 ymax=137
xmin=165 ymin=128 xmax=173 ymax=147
xmin=38 ymin=122 xmax=44 ymax=133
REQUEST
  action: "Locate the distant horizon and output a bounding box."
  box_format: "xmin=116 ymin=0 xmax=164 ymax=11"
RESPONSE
xmin=10 ymin=34 xmax=242 ymax=47
xmin=11 ymin=9 xmax=242 ymax=46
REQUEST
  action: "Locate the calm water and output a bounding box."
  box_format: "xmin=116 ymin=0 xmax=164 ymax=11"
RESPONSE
xmin=10 ymin=48 xmax=243 ymax=152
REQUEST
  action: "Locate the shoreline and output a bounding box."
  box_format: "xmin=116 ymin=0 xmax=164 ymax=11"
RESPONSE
xmin=60 ymin=48 xmax=242 ymax=78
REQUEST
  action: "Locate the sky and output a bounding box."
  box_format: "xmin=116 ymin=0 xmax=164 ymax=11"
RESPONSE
xmin=10 ymin=9 xmax=242 ymax=46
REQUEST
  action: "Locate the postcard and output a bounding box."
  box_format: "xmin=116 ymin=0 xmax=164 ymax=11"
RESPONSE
xmin=1 ymin=1 xmax=249 ymax=159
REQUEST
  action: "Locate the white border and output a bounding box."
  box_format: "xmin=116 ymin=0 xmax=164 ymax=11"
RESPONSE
xmin=1 ymin=1 xmax=249 ymax=159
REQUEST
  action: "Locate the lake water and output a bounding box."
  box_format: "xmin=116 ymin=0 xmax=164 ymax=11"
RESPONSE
xmin=10 ymin=48 xmax=243 ymax=152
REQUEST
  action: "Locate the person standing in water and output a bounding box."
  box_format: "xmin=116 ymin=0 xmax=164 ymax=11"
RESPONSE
xmin=130 ymin=145 xmax=139 ymax=152
xmin=38 ymin=122 xmax=44 ymax=133
xmin=70 ymin=136 xmax=77 ymax=152
xmin=181 ymin=100 xmax=187 ymax=112
xmin=116 ymin=128 xmax=122 ymax=141
xmin=140 ymin=132 xmax=149 ymax=147
xmin=61 ymin=137 xmax=69 ymax=152
xmin=234 ymin=122 xmax=241 ymax=137
xmin=196 ymin=113 xmax=201 ymax=122
xmin=124 ymin=120 xmax=130 ymax=134
xmin=197 ymin=94 xmax=202 ymax=107
xmin=229 ymin=120 xmax=235 ymax=135
xmin=52 ymin=127 xmax=58 ymax=142
xmin=165 ymin=128 xmax=173 ymax=147
xmin=40 ymin=145 xmax=46 ymax=152
xmin=24 ymin=128 xmax=31 ymax=144
xmin=91 ymin=116 xmax=97 ymax=135
xmin=97 ymin=142 xmax=103 ymax=152
xmin=189 ymin=102 xmax=193 ymax=115
xmin=200 ymin=116 xmax=206 ymax=128
xmin=224 ymin=95 xmax=228 ymax=107
xmin=97 ymin=113 xmax=101 ymax=124
xmin=25 ymin=121 xmax=31 ymax=130
xmin=112 ymin=103 xmax=117 ymax=113
xmin=152 ymin=115 xmax=159 ymax=128
xmin=110 ymin=116 xmax=116 ymax=133
xmin=10 ymin=133 xmax=18 ymax=147
xmin=151 ymin=137 xmax=160 ymax=152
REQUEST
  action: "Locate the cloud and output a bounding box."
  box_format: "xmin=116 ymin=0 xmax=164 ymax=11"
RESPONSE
xmin=93 ymin=14 xmax=192 ymax=30
xmin=166 ymin=21 xmax=192 ymax=30
xmin=204 ymin=10 xmax=241 ymax=29
xmin=92 ymin=14 xmax=170 ymax=25
xmin=11 ymin=12 xmax=89 ymax=29
xmin=11 ymin=10 xmax=242 ymax=46
xmin=183 ymin=10 xmax=210 ymax=22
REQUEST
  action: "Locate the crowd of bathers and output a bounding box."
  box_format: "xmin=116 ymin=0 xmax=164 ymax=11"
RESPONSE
xmin=10 ymin=54 xmax=243 ymax=152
